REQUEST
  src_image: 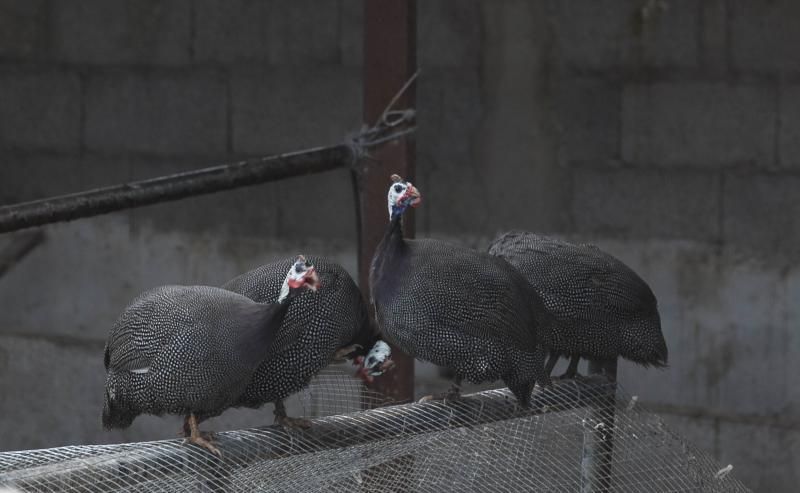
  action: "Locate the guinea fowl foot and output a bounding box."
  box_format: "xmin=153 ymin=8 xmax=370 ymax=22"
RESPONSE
xmin=182 ymin=414 xmax=221 ymax=457
xmin=557 ymin=371 xmax=587 ymax=381
xmin=183 ymin=434 xmax=222 ymax=457
xmin=418 ymin=381 xmax=462 ymax=404
xmin=552 ymin=355 xmax=583 ymax=381
xmin=273 ymin=400 xmax=312 ymax=430
xmin=418 ymin=390 xmax=462 ymax=404
xmin=276 ymin=415 xmax=313 ymax=430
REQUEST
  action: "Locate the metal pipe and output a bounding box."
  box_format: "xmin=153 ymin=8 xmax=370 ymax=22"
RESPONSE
xmin=581 ymin=359 xmax=618 ymax=492
xmin=0 ymin=145 xmax=353 ymax=234
xmin=358 ymin=0 xmax=417 ymax=406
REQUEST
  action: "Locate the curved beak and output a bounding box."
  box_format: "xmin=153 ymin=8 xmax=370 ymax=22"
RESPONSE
xmin=402 ymin=185 xmax=422 ymax=208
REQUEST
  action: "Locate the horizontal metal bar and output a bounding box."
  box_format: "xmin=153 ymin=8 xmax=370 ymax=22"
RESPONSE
xmin=0 ymin=145 xmax=353 ymax=234
xmin=0 ymin=378 xmax=615 ymax=491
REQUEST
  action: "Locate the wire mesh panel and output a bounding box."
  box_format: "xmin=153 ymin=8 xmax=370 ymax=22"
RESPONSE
xmin=0 ymin=368 xmax=749 ymax=492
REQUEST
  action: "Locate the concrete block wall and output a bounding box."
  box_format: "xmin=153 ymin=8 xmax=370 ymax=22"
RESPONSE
xmin=0 ymin=0 xmax=364 ymax=450
xmin=1 ymin=1 xmax=798 ymax=490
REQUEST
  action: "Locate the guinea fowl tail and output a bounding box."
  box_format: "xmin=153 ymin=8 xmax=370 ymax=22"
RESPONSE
xmin=623 ymin=317 xmax=669 ymax=369
xmin=102 ymin=372 xmax=135 ymax=430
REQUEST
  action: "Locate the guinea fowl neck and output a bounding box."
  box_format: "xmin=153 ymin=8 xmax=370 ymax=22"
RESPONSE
xmin=370 ymin=214 xmax=408 ymax=299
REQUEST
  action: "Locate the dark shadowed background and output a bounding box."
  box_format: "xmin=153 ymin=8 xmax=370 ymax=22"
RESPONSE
xmin=0 ymin=1 xmax=798 ymax=491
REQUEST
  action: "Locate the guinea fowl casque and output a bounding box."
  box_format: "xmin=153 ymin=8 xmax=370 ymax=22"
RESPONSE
xmin=222 ymin=255 xmax=391 ymax=428
xmin=366 ymin=174 xmax=553 ymax=407
xmin=488 ymin=231 xmax=668 ymax=378
xmin=102 ymin=256 xmax=320 ymax=455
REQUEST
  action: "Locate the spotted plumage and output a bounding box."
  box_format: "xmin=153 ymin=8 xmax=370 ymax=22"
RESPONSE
xmin=103 ymin=286 xmax=287 ymax=429
xmin=488 ymin=231 xmax=668 ymax=376
xmin=222 ymin=256 xmax=376 ymax=411
xmin=102 ymin=257 xmax=319 ymax=451
xmin=370 ymin=176 xmax=553 ymax=407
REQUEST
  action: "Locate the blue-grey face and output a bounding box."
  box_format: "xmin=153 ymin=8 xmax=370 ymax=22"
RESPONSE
xmin=387 ymin=176 xmax=422 ymax=219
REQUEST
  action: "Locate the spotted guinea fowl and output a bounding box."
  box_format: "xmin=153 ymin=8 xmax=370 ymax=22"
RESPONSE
xmin=102 ymin=256 xmax=320 ymax=455
xmin=222 ymin=255 xmax=390 ymax=428
xmin=488 ymin=231 xmax=667 ymax=378
xmin=367 ymin=174 xmax=553 ymax=407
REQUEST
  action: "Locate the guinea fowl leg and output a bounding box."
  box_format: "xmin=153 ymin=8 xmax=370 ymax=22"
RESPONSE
xmin=559 ymin=355 xmax=583 ymax=380
xmin=419 ymin=377 xmax=463 ymax=404
xmin=544 ymin=352 xmax=560 ymax=377
xmin=274 ymin=400 xmax=312 ymax=430
xmin=182 ymin=414 xmax=221 ymax=457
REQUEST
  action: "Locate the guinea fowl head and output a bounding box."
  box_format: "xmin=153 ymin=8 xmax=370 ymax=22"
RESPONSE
xmin=387 ymin=174 xmax=421 ymax=220
xmin=279 ymin=255 xmax=321 ymax=302
xmin=354 ymin=340 xmax=395 ymax=383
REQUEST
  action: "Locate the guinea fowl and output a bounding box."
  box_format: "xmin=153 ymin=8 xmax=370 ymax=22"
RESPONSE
xmin=102 ymin=256 xmax=320 ymax=455
xmin=367 ymin=174 xmax=552 ymax=407
xmin=222 ymin=255 xmax=391 ymax=428
xmin=488 ymin=231 xmax=668 ymax=378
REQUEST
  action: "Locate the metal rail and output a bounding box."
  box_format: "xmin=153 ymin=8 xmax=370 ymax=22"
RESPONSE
xmin=0 ymin=146 xmax=353 ymax=234
xmin=0 ymin=378 xmax=616 ymax=492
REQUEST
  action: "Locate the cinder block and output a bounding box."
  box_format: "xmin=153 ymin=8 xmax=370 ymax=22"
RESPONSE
xmin=622 ymin=82 xmax=776 ymax=167
xmin=631 ymin=0 xmax=700 ymax=68
xmin=231 ymin=67 xmax=361 ymax=154
xmin=657 ymin=413 xmax=718 ymax=459
xmin=0 ymin=335 xmax=114 ymax=450
xmin=557 ymin=77 xmax=621 ymax=163
xmin=779 ymin=85 xmax=800 ymax=168
xmin=420 ymin=68 xmax=482 ymax=164
xmin=339 ymin=0 xmax=363 ymax=66
xmin=716 ymin=420 xmax=799 ymax=492
xmin=681 ymin=261 xmax=792 ymax=416
xmin=268 ymin=0 xmax=340 ymax=65
xmin=418 ymin=0 xmax=481 ymax=67
xmin=723 ymin=173 xmax=800 ymax=256
xmin=572 ymin=168 xmax=721 ymax=241
xmin=193 ymin=0 xmax=270 ymax=64
xmin=85 ymin=71 xmax=227 ymax=154
xmin=730 ymin=0 xmax=800 ymax=73
xmin=51 ymin=0 xmax=191 ymax=65
xmin=274 ymin=168 xmax=356 ymax=241
xmin=552 ymin=0 xmax=635 ymax=69
xmin=0 ymin=154 xmax=129 ymax=205
xmin=0 ymin=71 xmax=81 ymax=151
xmin=700 ymin=0 xmax=728 ymax=74
xmin=416 ymin=67 xmax=486 ymax=236
xmin=127 ymin=156 xmax=281 ymax=239
xmin=0 ymin=0 xmax=46 ymax=59
xmin=786 ymin=265 xmax=800 ymax=413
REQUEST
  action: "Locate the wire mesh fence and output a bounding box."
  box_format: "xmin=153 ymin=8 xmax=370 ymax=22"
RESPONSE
xmin=0 ymin=367 xmax=749 ymax=492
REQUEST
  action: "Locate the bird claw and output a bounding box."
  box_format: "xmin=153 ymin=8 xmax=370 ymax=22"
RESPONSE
xmin=418 ymin=390 xmax=461 ymax=404
xmin=276 ymin=415 xmax=313 ymax=430
xmin=183 ymin=435 xmax=222 ymax=457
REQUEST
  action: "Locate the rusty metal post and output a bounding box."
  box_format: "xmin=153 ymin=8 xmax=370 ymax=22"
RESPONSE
xmin=357 ymin=0 xmax=416 ymax=405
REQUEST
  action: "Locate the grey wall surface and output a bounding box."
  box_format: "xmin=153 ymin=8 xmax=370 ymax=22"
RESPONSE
xmin=0 ymin=1 xmax=797 ymax=491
